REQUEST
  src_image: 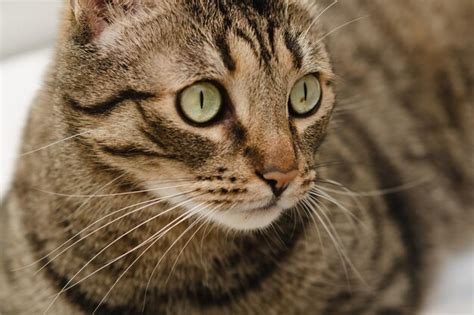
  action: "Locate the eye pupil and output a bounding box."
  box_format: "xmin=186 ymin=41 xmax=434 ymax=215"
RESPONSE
xmin=303 ymin=81 xmax=308 ymax=101
xmin=199 ymin=90 xmax=204 ymax=109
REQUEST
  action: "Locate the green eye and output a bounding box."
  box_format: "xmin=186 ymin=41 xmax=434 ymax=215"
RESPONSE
xmin=179 ymin=82 xmax=223 ymax=124
xmin=289 ymin=74 xmax=322 ymax=116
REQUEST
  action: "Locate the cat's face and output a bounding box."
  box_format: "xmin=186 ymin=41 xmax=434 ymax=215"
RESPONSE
xmin=62 ymin=0 xmax=335 ymax=230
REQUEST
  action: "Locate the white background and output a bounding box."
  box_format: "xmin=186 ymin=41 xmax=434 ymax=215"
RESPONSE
xmin=1 ymin=1 xmax=473 ymax=314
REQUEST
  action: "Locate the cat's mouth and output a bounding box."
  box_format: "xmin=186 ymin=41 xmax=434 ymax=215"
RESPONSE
xmin=252 ymin=199 xmax=278 ymax=211
xmin=154 ymin=182 xmax=306 ymax=230
xmin=203 ymin=196 xmax=297 ymax=231
xmin=209 ymin=204 xmax=283 ymax=231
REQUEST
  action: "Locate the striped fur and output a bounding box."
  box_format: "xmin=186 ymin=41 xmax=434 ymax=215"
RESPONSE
xmin=1 ymin=0 xmax=473 ymax=314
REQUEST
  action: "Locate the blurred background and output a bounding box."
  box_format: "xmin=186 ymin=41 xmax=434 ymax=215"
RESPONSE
xmin=0 ymin=1 xmax=473 ymax=314
xmin=0 ymin=1 xmax=62 ymax=59
xmin=1 ymin=0 xmax=62 ymax=194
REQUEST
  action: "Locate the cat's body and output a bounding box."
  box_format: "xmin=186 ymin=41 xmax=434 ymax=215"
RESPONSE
xmin=1 ymin=1 xmax=473 ymax=314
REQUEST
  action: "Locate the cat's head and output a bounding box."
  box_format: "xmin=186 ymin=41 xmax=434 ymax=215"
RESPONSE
xmin=59 ymin=0 xmax=335 ymax=230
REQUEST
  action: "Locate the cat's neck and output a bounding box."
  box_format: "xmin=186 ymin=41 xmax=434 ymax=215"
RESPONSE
xmin=18 ymin=160 xmax=307 ymax=312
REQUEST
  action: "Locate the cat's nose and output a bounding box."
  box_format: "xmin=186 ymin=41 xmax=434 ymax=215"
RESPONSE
xmin=259 ymin=169 xmax=298 ymax=197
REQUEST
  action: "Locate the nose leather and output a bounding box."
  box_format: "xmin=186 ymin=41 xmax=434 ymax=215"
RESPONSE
xmin=262 ymin=170 xmax=298 ymax=190
xmin=259 ymin=169 xmax=298 ymax=197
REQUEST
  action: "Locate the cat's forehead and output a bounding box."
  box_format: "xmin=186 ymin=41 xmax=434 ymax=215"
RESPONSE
xmin=93 ymin=0 xmax=331 ymax=73
xmin=135 ymin=1 xmax=332 ymax=88
xmin=62 ymin=0 xmax=333 ymax=111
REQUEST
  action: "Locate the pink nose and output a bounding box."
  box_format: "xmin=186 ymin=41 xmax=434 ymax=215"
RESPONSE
xmin=261 ymin=169 xmax=298 ymax=197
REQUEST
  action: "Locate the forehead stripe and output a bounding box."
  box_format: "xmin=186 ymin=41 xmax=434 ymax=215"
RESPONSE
xmin=234 ymin=27 xmax=260 ymax=59
xmin=215 ymin=33 xmax=237 ymax=72
xmin=235 ymin=9 xmax=273 ymax=67
xmin=267 ymin=21 xmax=276 ymax=54
xmin=283 ymin=30 xmax=304 ymax=69
xmin=215 ymin=1 xmax=279 ymax=68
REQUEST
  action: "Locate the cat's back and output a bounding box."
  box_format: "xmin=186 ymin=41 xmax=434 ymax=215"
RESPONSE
xmin=321 ymin=0 xmax=473 ymax=247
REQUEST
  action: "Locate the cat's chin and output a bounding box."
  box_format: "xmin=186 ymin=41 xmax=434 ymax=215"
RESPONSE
xmin=207 ymin=206 xmax=283 ymax=231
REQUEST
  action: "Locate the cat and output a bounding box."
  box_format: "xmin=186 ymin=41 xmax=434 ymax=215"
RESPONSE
xmin=1 ymin=0 xmax=473 ymax=314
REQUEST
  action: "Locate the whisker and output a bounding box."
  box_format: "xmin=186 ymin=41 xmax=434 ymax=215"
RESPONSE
xmin=164 ymin=205 xmax=221 ymax=284
xmin=73 ymin=174 xmax=127 ymax=212
xmin=314 ymin=160 xmax=354 ymax=169
xmin=199 ymin=218 xmax=216 ymax=265
xmin=42 ymin=193 xmax=206 ymax=315
xmin=333 ymin=102 xmax=373 ymax=115
xmin=292 ymin=209 xmax=301 ymax=236
xmin=317 ymin=179 xmax=370 ymax=218
xmin=35 ymin=181 xmax=195 ymax=198
xmin=63 ymin=198 xmax=206 ymax=290
xmin=316 ymin=176 xmax=432 ymax=197
xmin=297 ymin=203 xmax=325 ymax=256
xmin=302 ymin=0 xmax=339 ymax=38
xmin=35 ymin=180 xmax=193 ymax=198
xmin=315 ymin=198 xmax=368 ymax=289
xmin=270 ymin=222 xmax=287 ymax=250
xmin=314 ymin=15 xmax=370 ymax=45
xmin=33 ymin=190 xmax=197 ymax=276
xmin=316 ymin=184 xmax=368 ymax=230
xmin=310 ymin=187 xmax=353 ymax=209
xmin=260 ymin=229 xmax=277 ymax=254
xmin=306 ymin=197 xmax=349 ymax=252
xmin=15 ymin=190 xmax=194 ymax=272
xmin=335 ymin=85 xmax=386 ymax=107
xmin=92 ymin=202 xmax=210 ymax=315
xmin=284 ymin=209 xmax=296 ymax=230
xmin=306 ymin=196 xmax=367 ymax=288
xmin=301 ymin=198 xmax=352 ymax=290
xmin=147 ymin=178 xmax=195 ymax=185
xmin=20 ymin=130 xmax=94 ymax=156
xmin=309 ymin=189 xmax=367 ymax=229
xmin=141 ymin=203 xmax=212 ymax=310
xmin=141 ymin=204 xmax=222 ymax=310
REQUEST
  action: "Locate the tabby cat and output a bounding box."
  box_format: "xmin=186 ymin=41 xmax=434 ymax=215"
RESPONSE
xmin=1 ymin=0 xmax=473 ymax=314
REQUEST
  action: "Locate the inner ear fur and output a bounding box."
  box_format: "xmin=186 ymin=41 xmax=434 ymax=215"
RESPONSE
xmin=70 ymin=0 xmax=140 ymax=38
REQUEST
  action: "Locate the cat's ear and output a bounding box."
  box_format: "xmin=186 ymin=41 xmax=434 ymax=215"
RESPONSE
xmin=70 ymin=0 xmax=141 ymax=39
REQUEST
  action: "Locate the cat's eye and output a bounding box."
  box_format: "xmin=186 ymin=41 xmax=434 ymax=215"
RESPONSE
xmin=289 ymin=74 xmax=322 ymax=116
xmin=179 ymin=82 xmax=223 ymax=124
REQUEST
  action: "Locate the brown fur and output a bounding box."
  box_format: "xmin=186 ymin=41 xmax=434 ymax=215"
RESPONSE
xmin=1 ymin=0 xmax=473 ymax=314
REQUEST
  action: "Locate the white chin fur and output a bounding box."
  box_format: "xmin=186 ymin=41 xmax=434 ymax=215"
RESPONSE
xmin=207 ymin=206 xmax=283 ymax=231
